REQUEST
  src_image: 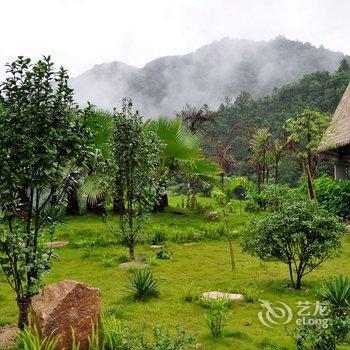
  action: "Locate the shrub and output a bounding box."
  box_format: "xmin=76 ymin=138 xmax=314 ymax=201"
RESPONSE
xmin=242 ymin=284 xmax=261 ymax=303
xmin=128 ymin=270 xmax=160 ymax=301
xmin=156 ymin=245 xmax=173 ymax=260
xmin=183 ymin=283 xmax=202 ymax=303
xmin=319 ymin=275 xmax=350 ymax=317
xmin=116 ymin=252 xmax=130 ymax=263
xmin=203 ymin=298 xmax=231 ymax=338
xmin=152 ymin=228 xmax=168 ymax=245
xmin=100 ymin=317 xmax=197 ymax=350
xmin=292 ymin=316 xmax=350 ymax=350
xmin=225 ymin=176 xmax=257 ymax=200
xmin=242 ymin=198 xmax=344 ymax=289
xmin=200 ymin=223 xmax=226 ymax=240
xmin=307 ymin=175 xmax=350 ymax=219
xmin=245 ymin=200 xmax=261 ymax=213
xmin=258 ymin=184 xmax=302 ymax=211
xmin=104 ymin=306 xmax=127 ymax=320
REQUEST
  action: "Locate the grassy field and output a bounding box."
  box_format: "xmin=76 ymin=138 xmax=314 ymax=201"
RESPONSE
xmin=0 ymin=196 xmax=350 ymax=349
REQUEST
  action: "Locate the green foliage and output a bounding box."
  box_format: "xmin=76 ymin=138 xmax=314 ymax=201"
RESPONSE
xmin=242 ymin=198 xmax=344 ymax=289
xmin=257 ymin=183 xmax=302 ymax=211
xmin=17 ymin=327 xmax=58 ymax=350
xmin=319 ymin=275 xmax=350 ymax=317
xmin=156 ymin=244 xmax=173 ymax=260
xmin=245 ymin=201 xmax=261 ymax=213
xmin=200 ymin=223 xmax=226 ymax=240
xmin=116 ymin=252 xmax=130 ymax=263
xmin=198 ymin=65 xmax=350 ymax=185
xmin=0 ymin=55 xmax=92 ymax=328
xmin=182 ymin=283 xmax=202 ymax=303
xmin=241 ymin=284 xmax=261 ymax=303
xmin=310 ymin=175 xmax=350 ymax=218
xmin=100 ymin=316 xmax=197 ymax=350
xmin=101 ymin=256 xmax=114 ymax=268
xmin=285 ymin=109 xmax=330 ymax=200
xmin=128 ymin=269 xmax=160 ymax=301
xmin=103 ymin=306 xmax=127 ymax=320
xmin=293 ymin=316 xmax=350 ymax=350
xmin=225 ymin=177 xmax=257 ymax=200
xmin=203 ymin=298 xmax=231 ymax=338
xmin=110 ymin=98 xmax=162 ymax=259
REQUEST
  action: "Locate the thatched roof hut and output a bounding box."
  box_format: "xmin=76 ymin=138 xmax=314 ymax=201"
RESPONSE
xmin=319 ymin=82 xmax=350 ymax=178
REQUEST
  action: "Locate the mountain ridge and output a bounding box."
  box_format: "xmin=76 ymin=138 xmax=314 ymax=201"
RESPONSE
xmin=71 ymin=36 xmax=349 ymax=117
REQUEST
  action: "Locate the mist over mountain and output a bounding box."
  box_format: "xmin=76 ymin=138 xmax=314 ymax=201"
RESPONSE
xmin=71 ymin=36 xmax=349 ymax=117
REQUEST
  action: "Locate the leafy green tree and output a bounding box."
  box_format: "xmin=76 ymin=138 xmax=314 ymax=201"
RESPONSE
xmin=285 ymin=109 xmax=330 ymax=200
xmin=110 ymin=98 xmax=162 ymax=259
xmin=337 ymin=58 xmax=350 ymax=73
xmin=0 ymin=56 xmax=91 ymax=328
xmin=242 ymin=198 xmax=344 ymax=289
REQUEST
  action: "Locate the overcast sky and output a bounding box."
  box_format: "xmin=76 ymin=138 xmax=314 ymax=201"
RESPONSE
xmin=1 ymin=0 xmax=349 ymax=77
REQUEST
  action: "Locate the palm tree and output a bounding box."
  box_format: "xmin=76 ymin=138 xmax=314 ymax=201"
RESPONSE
xmin=183 ymin=159 xmax=222 ymax=207
xmin=146 ymin=117 xmax=204 ymax=212
xmin=67 ymin=109 xmax=113 ymax=215
xmin=249 ymin=128 xmax=272 ymax=192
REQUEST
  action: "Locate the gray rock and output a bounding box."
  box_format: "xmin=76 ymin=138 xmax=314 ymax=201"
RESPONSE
xmin=202 ymin=291 xmax=244 ymax=300
xmin=119 ymin=261 xmax=149 ymax=270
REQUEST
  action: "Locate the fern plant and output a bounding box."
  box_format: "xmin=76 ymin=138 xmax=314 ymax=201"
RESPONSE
xmin=128 ymin=269 xmax=160 ymax=301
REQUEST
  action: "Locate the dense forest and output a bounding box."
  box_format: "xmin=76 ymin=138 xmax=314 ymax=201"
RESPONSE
xmin=186 ymin=59 xmax=350 ymax=185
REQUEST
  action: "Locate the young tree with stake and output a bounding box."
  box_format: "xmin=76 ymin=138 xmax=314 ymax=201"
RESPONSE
xmin=111 ymin=98 xmax=162 ymax=259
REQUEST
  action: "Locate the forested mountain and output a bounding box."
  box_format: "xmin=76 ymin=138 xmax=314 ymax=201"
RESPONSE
xmin=195 ymin=61 xmax=350 ymax=185
xmin=71 ymin=37 xmax=349 ymax=117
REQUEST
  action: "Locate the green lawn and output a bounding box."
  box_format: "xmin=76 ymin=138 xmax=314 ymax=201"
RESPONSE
xmin=1 ymin=196 xmax=350 ymax=349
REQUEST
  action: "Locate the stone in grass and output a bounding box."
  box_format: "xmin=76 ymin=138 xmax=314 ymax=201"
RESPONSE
xmin=202 ymin=291 xmax=244 ymax=301
xmin=119 ymin=261 xmax=149 ymax=270
xmin=30 ymin=280 xmax=100 ymax=350
xmin=47 ymin=241 xmax=69 ymax=249
xmin=149 ymin=245 xmax=162 ymax=249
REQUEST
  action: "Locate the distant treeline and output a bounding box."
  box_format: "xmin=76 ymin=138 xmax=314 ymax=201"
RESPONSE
xmin=192 ymin=59 xmax=350 ymax=185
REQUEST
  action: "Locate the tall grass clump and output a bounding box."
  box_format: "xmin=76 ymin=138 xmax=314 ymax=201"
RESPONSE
xmin=128 ymin=269 xmax=160 ymax=301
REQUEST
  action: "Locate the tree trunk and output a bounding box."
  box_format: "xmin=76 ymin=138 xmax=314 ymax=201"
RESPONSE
xmin=302 ymin=159 xmax=316 ymax=200
xmin=128 ymin=242 xmax=135 ymax=260
xmin=220 ymin=173 xmax=224 ymax=191
xmin=17 ymin=298 xmax=30 ymax=330
xmin=153 ymin=193 xmax=168 ymax=213
xmin=275 ymin=159 xmax=279 ymax=183
xmin=113 ymin=179 xmax=125 ymax=214
xmin=288 ymin=262 xmax=295 ymax=289
xmin=295 ymin=274 xmax=302 ymax=290
xmin=223 ymin=208 xmax=236 ymax=271
xmin=66 ymin=186 xmax=80 ymax=215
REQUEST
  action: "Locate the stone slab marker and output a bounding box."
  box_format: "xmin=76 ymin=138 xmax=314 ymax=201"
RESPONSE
xmin=30 ymin=280 xmax=100 ymax=350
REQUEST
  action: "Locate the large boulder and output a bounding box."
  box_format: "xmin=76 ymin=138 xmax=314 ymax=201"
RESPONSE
xmin=30 ymin=280 xmax=100 ymax=350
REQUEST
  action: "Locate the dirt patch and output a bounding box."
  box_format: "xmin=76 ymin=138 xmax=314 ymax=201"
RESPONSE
xmin=0 ymin=325 xmax=19 ymax=349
